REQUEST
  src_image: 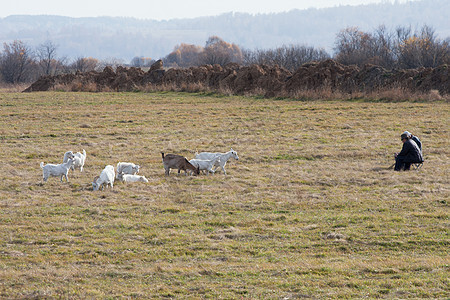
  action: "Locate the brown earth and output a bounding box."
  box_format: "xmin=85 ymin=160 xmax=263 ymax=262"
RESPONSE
xmin=23 ymin=59 xmax=450 ymax=96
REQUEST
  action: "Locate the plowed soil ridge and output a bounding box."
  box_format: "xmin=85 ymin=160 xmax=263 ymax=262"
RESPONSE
xmin=23 ymin=59 xmax=449 ymax=96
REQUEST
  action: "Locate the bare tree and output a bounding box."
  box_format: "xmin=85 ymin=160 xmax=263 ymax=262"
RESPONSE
xmin=395 ymin=25 xmax=450 ymax=68
xmin=370 ymin=25 xmax=395 ymax=68
xmin=243 ymin=45 xmax=329 ymax=71
xmin=200 ymin=36 xmax=243 ymax=66
xmin=55 ymin=56 xmax=70 ymax=74
xmin=0 ymin=40 xmax=35 ymax=83
xmin=70 ymin=57 xmax=99 ymax=72
xmin=334 ymin=24 xmax=449 ymax=69
xmin=36 ymin=40 xmax=58 ymax=76
xmin=334 ymin=27 xmax=375 ymax=66
xmin=164 ymin=43 xmax=203 ymax=68
xmin=163 ymin=37 xmax=243 ymax=68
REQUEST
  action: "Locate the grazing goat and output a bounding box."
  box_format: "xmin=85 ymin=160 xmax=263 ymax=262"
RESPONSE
xmin=92 ymin=165 xmax=115 ymax=191
xmin=121 ymin=174 xmax=149 ymax=183
xmin=161 ymin=152 xmax=200 ymax=176
xmin=195 ymin=148 xmax=239 ymax=175
xmin=189 ymin=156 xmax=220 ymax=175
xmin=64 ymin=149 xmax=86 ymax=172
xmin=40 ymin=158 xmax=75 ymax=182
xmin=116 ymin=162 xmax=140 ymax=180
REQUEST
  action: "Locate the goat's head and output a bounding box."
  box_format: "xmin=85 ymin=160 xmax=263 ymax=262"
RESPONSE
xmin=194 ymin=166 xmax=200 ymax=175
xmin=230 ymin=148 xmax=239 ymax=160
xmin=64 ymin=151 xmax=75 ymax=162
xmin=92 ymin=176 xmax=100 ymax=191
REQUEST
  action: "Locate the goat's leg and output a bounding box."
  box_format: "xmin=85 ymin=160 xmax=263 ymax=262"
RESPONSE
xmin=209 ymin=166 xmax=216 ymax=175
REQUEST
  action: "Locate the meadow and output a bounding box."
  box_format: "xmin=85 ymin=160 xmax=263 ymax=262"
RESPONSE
xmin=0 ymin=91 xmax=448 ymax=298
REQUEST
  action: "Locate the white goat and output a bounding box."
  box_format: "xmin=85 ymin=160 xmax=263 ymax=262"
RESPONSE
xmin=116 ymin=162 xmax=140 ymax=180
xmin=121 ymin=174 xmax=149 ymax=183
xmin=189 ymin=156 xmax=220 ymax=175
xmin=92 ymin=165 xmax=115 ymax=191
xmin=63 ymin=151 xmax=75 ymax=163
xmin=64 ymin=149 xmax=87 ymax=172
xmin=40 ymin=158 xmax=75 ymax=182
xmin=73 ymin=149 xmax=86 ymax=172
xmin=195 ymin=148 xmax=239 ymax=175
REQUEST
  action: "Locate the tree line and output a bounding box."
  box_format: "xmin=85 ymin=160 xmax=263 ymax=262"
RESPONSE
xmin=1 ymin=24 xmax=449 ymax=84
xmin=334 ymin=25 xmax=450 ymax=69
xmin=0 ymin=40 xmax=122 ymax=84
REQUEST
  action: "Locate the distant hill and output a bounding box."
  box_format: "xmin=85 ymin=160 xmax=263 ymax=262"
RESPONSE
xmin=0 ymin=0 xmax=448 ymax=62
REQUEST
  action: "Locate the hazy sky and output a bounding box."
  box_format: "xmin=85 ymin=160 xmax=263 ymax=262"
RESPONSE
xmin=1 ymin=0 xmax=410 ymax=20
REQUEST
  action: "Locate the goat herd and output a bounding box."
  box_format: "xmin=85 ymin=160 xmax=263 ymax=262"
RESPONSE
xmin=39 ymin=148 xmax=239 ymax=191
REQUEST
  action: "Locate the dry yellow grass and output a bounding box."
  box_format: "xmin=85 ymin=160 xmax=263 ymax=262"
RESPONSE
xmin=0 ymin=91 xmax=448 ymax=298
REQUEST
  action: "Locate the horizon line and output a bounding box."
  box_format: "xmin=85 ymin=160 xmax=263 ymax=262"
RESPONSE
xmin=0 ymin=1 xmax=420 ymax=22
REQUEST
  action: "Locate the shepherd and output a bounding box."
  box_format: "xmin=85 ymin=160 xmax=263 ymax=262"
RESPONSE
xmin=394 ymin=132 xmax=423 ymax=171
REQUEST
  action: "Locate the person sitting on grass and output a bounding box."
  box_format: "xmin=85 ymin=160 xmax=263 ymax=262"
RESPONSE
xmin=394 ymin=132 xmax=423 ymax=171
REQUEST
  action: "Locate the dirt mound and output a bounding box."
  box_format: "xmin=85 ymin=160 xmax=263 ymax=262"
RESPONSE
xmin=23 ymin=59 xmax=449 ymax=96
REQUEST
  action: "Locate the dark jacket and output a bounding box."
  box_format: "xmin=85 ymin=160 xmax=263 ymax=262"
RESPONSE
xmin=397 ymin=139 xmax=423 ymax=163
xmin=411 ymin=135 xmax=422 ymax=151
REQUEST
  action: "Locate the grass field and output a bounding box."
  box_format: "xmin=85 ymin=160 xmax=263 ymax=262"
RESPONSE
xmin=0 ymin=92 xmax=448 ymax=298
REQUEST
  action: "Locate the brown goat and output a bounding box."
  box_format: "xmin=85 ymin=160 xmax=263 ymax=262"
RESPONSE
xmin=161 ymin=152 xmax=200 ymax=176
